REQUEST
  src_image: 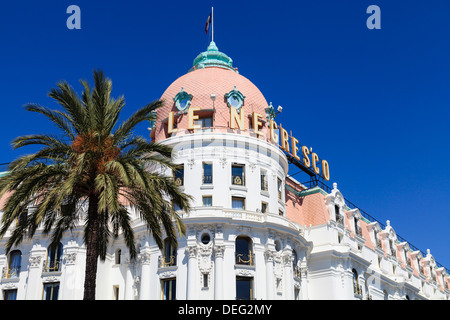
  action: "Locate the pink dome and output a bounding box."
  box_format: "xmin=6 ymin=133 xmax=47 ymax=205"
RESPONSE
xmin=153 ymin=66 xmax=270 ymax=142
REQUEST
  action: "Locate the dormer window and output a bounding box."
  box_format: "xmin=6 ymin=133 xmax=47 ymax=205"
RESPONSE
xmin=173 ymin=87 xmax=193 ymax=112
xmin=225 ymin=86 xmax=245 ymax=112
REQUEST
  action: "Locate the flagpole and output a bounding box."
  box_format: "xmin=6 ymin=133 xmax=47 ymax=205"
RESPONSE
xmin=212 ymin=6 xmax=214 ymax=42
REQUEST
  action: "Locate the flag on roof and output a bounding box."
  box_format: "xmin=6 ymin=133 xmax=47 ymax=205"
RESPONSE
xmin=205 ymin=11 xmax=212 ymax=34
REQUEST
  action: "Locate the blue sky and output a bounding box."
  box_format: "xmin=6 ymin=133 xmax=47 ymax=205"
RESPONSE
xmin=0 ymin=1 xmax=449 ymax=269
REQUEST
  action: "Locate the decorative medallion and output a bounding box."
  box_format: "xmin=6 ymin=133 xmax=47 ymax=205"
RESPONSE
xmin=225 ymin=86 xmax=245 ymax=112
xmin=173 ymin=87 xmax=193 ymax=112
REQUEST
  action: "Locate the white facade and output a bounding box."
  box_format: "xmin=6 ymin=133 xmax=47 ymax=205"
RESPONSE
xmin=0 ymin=42 xmax=449 ymax=301
xmin=1 ymin=130 xmax=448 ymax=300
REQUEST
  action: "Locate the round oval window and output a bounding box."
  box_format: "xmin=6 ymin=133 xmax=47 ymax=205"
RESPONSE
xmin=201 ymin=233 xmax=211 ymax=245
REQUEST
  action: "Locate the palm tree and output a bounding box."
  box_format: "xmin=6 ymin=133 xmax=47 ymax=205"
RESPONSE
xmin=0 ymin=70 xmax=191 ymax=300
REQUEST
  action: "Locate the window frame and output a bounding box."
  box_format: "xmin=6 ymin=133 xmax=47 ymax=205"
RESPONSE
xmin=202 ymin=162 xmax=213 ymax=185
xmin=231 ymin=196 xmax=245 ymax=210
xmin=231 ymin=163 xmax=245 ymax=186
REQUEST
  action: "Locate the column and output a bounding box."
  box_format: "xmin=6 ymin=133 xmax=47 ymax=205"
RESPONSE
xmin=25 ymin=245 xmax=45 ymax=300
xmin=124 ymin=255 xmax=134 ymax=300
xmin=300 ymin=261 xmax=309 ymax=300
xmin=139 ymin=249 xmax=151 ymax=300
xmin=61 ymin=240 xmax=80 ymax=300
xmin=186 ymin=245 xmax=197 ymax=300
xmin=283 ymin=254 xmax=294 ymax=300
xmin=264 ymin=250 xmax=275 ymax=299
xmin=214 ymin=245 xmax=224 ymax=300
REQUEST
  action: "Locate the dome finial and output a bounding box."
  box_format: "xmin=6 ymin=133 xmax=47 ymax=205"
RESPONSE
xmin=190 ymin=41 xmax=236 ymax=73
xmin=207 ymin=41 xmax=219 ymax=52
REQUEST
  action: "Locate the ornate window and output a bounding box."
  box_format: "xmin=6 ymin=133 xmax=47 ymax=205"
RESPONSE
xmin=225 ymin=86 xmax=245 ymax=112
xmin=235 ymin=236 xmax=253 ymax=266
xmin=44 ymin=243 xmax=63 ymax=272
xmin=161 ymin=238 xmax=177 ymax=268
xmin=231 ymin=163 xmax=245 ymax=186
xmin=173 ymin=87 xmax=193 ymax=112
xmin=173 ymin=164 xmax=184 ymax=186
xmin=3 ymin=250 xmax=21 ymax=279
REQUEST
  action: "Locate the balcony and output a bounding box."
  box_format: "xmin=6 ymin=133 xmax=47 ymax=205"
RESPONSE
xmin=43 ymin=260 xmax=62 ymax=273
xmin=202 ymin=174 xmax=213 ymax=184
xmin=2 ymin=267 xmax=20 ymax=279
xmin=353 ymin=283 xmax=362 ymax=297
xmin=235 ymin=253 xmax=254 ymax=266
xmin=159 ymin=255 xmax=177 ymax=268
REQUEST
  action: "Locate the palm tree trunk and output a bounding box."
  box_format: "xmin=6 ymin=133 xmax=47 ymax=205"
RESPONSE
xmin=83 ymin=195 xmax=100 ymax=300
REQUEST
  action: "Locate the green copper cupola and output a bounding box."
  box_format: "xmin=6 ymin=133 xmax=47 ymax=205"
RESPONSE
xmin=190 ymin=41 xmax=237 ymax=73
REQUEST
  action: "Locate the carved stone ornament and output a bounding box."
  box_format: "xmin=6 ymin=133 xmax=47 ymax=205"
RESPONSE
xmin=140 ymin=252 xmax=151 ymax=265
xmin=264 ymin=250 xmax=275 ymax=262
xmin=64 ymin=253 xmax=77 ymax=265
xmin=159 ymin=271 xmax=177 ymax=279
xmin=186 ymin=246 xmax=198 ymax=259
xmin=235 ymin=268 xmax=255 ymax=278
xmin=198 ymin=244 xmax=213 ymax=274
xmin=214 ymin=245 xmax=225 ymax=259
xmin=29 ymin=255 xmax=42 ymax=268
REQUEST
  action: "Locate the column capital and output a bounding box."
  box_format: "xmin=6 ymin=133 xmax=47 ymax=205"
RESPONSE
xmin=186 ymin=246 xmax=198 ymax=259
xmin=264 ymin=250 xmax=275 ymax=262
xmin=214 ymin=245 xmax=225 ymax=258
xmin=29 ymin=255 xmax=43 ymax=269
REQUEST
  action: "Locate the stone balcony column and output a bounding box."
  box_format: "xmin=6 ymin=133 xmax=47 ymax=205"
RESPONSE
xmin=124 ymin=254 xmax=135 ymax=300
xmin=283 ymin=253 xmax=294 ymax=300
xmin=186 ymin=245 xmax=198 ymax=300
xmin=25 ymin=243 xmax=46 ymax=300
xmin=264 ymin=250 xmax=275 ymax=299
xmin=139 ymin=248 xmax=151 ymax=300
xmin=214 ymin=245 xmax=225 ymax=300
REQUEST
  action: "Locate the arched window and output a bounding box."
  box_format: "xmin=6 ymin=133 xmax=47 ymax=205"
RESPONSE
xmin=352 ymin=269 xmax=361 ymax=296
xmin=162 ymin=238 xmax=177 ymax=267
xmin=235 ymin=236 xmax=253 ymax=266
xmin=45 ymin=243 xmax=63 ymax=272
xmin=383 ymin=289 xmax=389 ymax=300
xmin=6 ymin=250 xmax=22 ymax=278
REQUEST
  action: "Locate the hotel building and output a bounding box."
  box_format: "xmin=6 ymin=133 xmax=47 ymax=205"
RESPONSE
xmin=0 ymin=41 xmax=449 ymax=300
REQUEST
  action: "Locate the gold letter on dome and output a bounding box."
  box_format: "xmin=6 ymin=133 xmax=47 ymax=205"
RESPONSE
xmin=230 ymin=106 xmax=245 ymax=130
xmin=270 ymin=120 xmax=279 ymax=144
xmin=322 ymin=160 xmax=330 ymax=181
xmin=168 ymin=111 xmax=177 ymax=134
xmin=252 ymin=112 xmax=263 ymax=137
xmin=302 ymin=146 xmax=310 ymax=168
xmin=188 ymin=106 xmax=201 ymax=130
xmin=291 ymin=136 xmax=300 ymax=161
xmin=312 ymin=152 xmax=320 ymax=175
xmin=279 ymin=124 xmax=290 ymax=153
